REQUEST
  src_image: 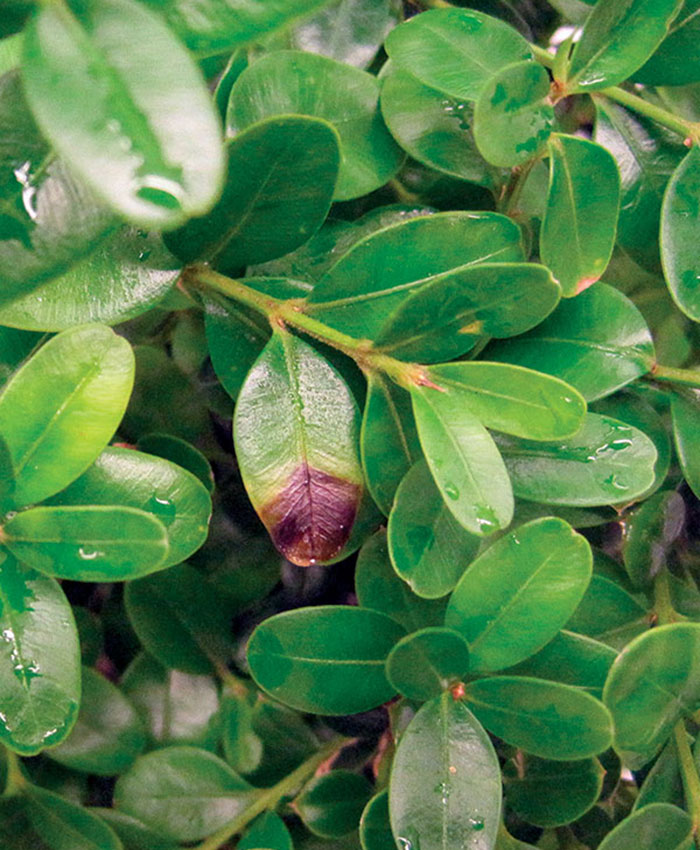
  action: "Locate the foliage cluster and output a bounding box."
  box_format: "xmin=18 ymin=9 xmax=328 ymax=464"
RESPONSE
xmin=1 ymin=0 xmax=700 ymax=848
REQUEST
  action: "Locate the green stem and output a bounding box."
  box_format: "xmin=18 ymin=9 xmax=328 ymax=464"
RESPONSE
xmin=500 ymin=155 xmax=540 ymax=216
xmin=674 ymin=720 xmax=700 ymax=843
xmin=194 ymin=737 xmax=345 ymax=850
xmin=2 ymin=747 xmax=26 ymax=797
xmin=647 ymin=364 xmax=700 ymax=390
xmin=186 ymin=265 xmax=429 ymax=389
xmin=594 ymin=87 xmax=700 ymax=144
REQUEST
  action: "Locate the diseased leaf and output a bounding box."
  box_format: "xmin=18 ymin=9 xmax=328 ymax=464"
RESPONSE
xmin=233 ymin=332 xmax=363 ymax=566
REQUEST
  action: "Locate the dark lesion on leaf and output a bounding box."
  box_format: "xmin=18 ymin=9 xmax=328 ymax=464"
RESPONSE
xmin=260 ymin=465 xmax=360 ymax=567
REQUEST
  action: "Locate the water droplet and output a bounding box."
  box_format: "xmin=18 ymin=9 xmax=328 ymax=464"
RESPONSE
xmin=14 ymin=162 xmax=38 ymax=221
xmin=148 ymin=495 xmax=176 ymax=523
xmin=511 ymin=534 xmax=520 ymax=545
xmin=468 ymin=816 xmax=485 ymax=831
xmin=136 ymin=175 xmax=184 ymax=211
xmin=137 ymin=249 xmax=151 ymax=262
xmin=444 ymin=483 xmax=460 ymax=500
xmin=604 ymin=473 xmax=629 ymax=492
xmin=78 ymin=547 xmax=102 ymax=561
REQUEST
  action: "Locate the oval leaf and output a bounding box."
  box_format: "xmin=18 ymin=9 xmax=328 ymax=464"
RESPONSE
xmin=296 ymin=770 xmax=373 ymax=838
xmin=597 ymin=802 xmax=693 ymax=850
xmin=247 ymin=605 xmax=404 ymax=715
xmin=26 ymin=786 xmax=122 ymax=850
xmin=386 ymin=626 xmax=471 ymax=701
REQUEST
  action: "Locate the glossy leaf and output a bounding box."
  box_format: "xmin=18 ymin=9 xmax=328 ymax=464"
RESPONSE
xmin=388 ymin=460 xmax=480 ymax=599
xmin=603 ymin=623 xmax=700 ymax=768
xmin=96 ymin=809 xmax=180 ymax=850
xmin=360 ymin=791 xmax=393 ymax=850
xmin=622 ymin=490 xmax=685 ymax=587
xmin=247 ymin=605 xmax=404 ymax=715
xmin=540 ymin=134 xmax=620 ymax=297
xmin=446 ymin=518 xmax=592 ymax=672
xmin=47 ymin=446 xmax=212 ymax=569
xmin=636 ymin=0 xmax=700 ymax=85
xmin=426 ymin=362 xmax=586 ymax=440
xmin=22 ymin=0 xmax=224 ymax=229
xmin=671 ymin=388 xmax=700 ymax=498
xmin=355 ymin=529 xmax=448 ymax=632
xmin=360 ymin=373 xmax=421 ymax=515
xmin=121 ymin=653 xmax=220 ymax=751
xmin=386 ymin=626 xmax=470 ymax=701
xmin=135 ymin=434 xmax=214 ymax=495
xmin=233 ymin=332 xmax=363 ymax=566
xmin=488 ymin=282 xmax=655 ymax=402
xmin=594 ymin=100 xmax=684 ymax=270
xmin=411 ymin=383 xmax=514 ymax=536
xmin=227 ymin=50 xmax=402 ymax=200
xmin=465 ymin=677 xmax=613 ymax=759
xmin=389 ymin=692 xmax=501 ymax=850
xmin=0 ymin=70 xmax=115 ymax=301
xmin=165 ymin=116 xmax=339 ymax=272
xmin=0 ymin=553 xmax=80 ymax=756
xmin=0 ymin=324 xmax=134 ymax=508
xmin=296 ymin=770 xmax=373 ymax=838
xmin=238 ymin=811 xmax=292 ymax=850
xmin=384 ymin=7 xmax=532 ymax=101
xmin=380 ymin=61 xmax=495 ymax=185
xmin=0 ymin=228 xmax=180 ymax=332
xmin=307 ymin=211 xmax=523 ymax=339
xmin=567 ymin=0 xmax=684 ymax=91
xmin=139 ymin=0 xmax=334 ymax=55
xmin=496 ymin=413 xmax=658 ymax=506
xmin=566 ymin=573 xmax=648 ymax=649
xmin=373 ymin=263 xmax=561 ymax=363
xmin=25 ymin=786 xmax=122 ymax=850
xmin=219 ymin=691 xmax=263 ymax=775
xmin=114 ymin=746 xmax=256 ymax=841
xmin=503 ymin=756 xmax=604 ymax=827
xmin=3 ymin=506 xmax=169 ymax=582
xmin=634 ymin=741 xmax=683 ymax=810
xmin=125 ymin=564 xmax=235 ymax=675
xmin=597 ymin=803 xmax=693 ymax=850
xmin=474 ymin=61 xmax=554 ymax=168
xmin=47 ymin=667 xmax=146 ymax=775
xmin=661 ymin=146 xmax=700 ymax=321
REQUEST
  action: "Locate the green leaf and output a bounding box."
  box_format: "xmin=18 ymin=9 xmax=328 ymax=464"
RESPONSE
xmin=114 ymin=746 xmax=256 ymax=842
xmin=446 ymin=518 xmax=592 ymax=673
xmin=219 ymin=691 xmax=263 ymax=775
xmin=411 ymin=384 xmax=513 ymax=536
xmin=47 ymin=666 xmax=146 ymax=775
xmin=125 ymin=564 xmax=235 ymax=675
xmin=0 ymin=553 xmax=80 ymax=756
xmin=385 ymin=626 xmax=471 ymax=701
xmin=165 ymin=116 xmax=339 ymax=272
xmin=0 ymin=228 xmax=180 ymax=333
xmin=474 ymin=61 xmax=554 ymax=168
xmin=540 ymin=134 xmax=621 ymax=297
xmin=661 ymin=147 xmax=700 ymax=321
xmin=22 ymin=0 xmax=224 ymax=230
xmin=634 ymin=741 xmax=683 ymax=810
xmin=496 ymin=413 xmax=658 ymax=506
xmin=502 ymin=630 xmax=617 ymax=698
xmin=379 ymin=61 xmax=495 ymax=186
xmin=597 ymin=803 xmax=693 ymax=850
xmin=594 ymin=100 xmax=684 ymax=270
xmin=389 ymin=692 xmax=502 ymax=850
xmin=227 ymin=50 xmax=402 ymax=200
xmin=121 ymin=654 xmax=220 ymax=751
xmin=47 ymin=446 xmax=212 ymax=569
xmin=25 ymin=786 xmax=122 ymax=850
xmin=355 ymin=529 xmax=448 ymax=632
xmin=487 ymin=282 xmax=655 ymax=402
xmin=622 ymin=491 xmax=685 ymax=588
xmin=3 ymin=506 xmax=169 ymax=582
xmin=361 ymin=373 xmax=421 ymax=516
xmin=306 ymin=211 xmax=523 ymax=339
xmin=0 ymin=70 xmax=115 ymax=302
xmin=465 ymin=677 xmax=613 ymax=759
xmin=373 ymin=263 xmax=561 ymax=363
xmin=427 ymin=362 xmax=586 ymax=440
xmin=135 ymin=434 xmax=214 ymax=495
xmin=233 ymin=331 xmax=363 ymax=566
xmin=247 ymin=605 xmax=404 ymax=715
xmin=360 ymin=791 xmax=392 ymax=850
xmin=636 ymin=1 xmax=700 ymax=85
xmin=384 ymin=7 xmax=532 ymax=101
xmin=671 ymin=388 xmax=700 ymax=498
xmin=238 ymin=812 xmax=292 ymax=850
xmin=388 ymin=460 xmax=480 ymax=599
xmin=566 ymin=573 xmax=648 ymax=649
xmin=139 ymin=0 xmax=335 ymax=55
xmin=94 ymin=810 xmax=179 ymax=850
xmin=296 ymin=770 xmax=373 ymax=838
xmin=0 ymin=324 xmax=134 ymax=508
xmin=603 ymin=623 xmax=700 ymax=768
xmin=567 ymin=0 xmax=685 ymax=92
xmin=503 ymin=756 xmax=604 ymax=827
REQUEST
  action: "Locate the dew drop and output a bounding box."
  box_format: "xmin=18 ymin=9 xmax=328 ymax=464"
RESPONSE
xmin=468 ymin=816 xmax=485 ymax=831
xmin=78 ymin=547 xmax=102 ymax=561
xmin=148 ymin=495 xmax=176 ymax=523
xmin=444 ymin=483 xmax=460 ymax=500
xmin=137 ymin=249 xmax=151 ymax=262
